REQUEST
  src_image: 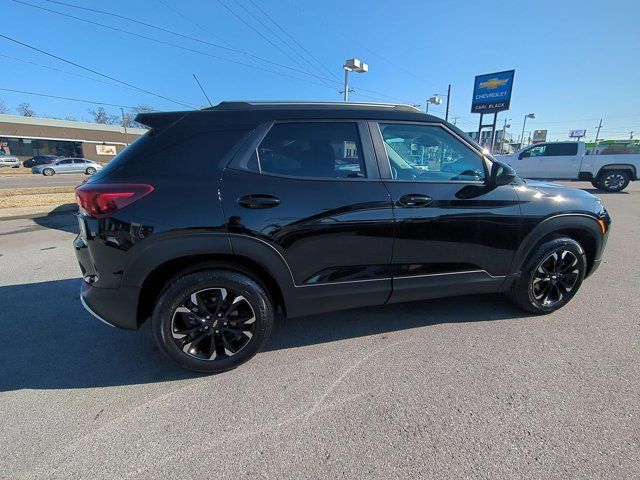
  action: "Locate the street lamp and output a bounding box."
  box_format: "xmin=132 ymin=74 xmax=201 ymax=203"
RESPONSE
xmin=520 ymin=113 xmax=535 ymax=148
xmin=425 ymin=96 xmax=442 ymax=113
xmin=341 ymin=58 xmax=368 ymax=102
xmin=501 ymin=118 xmax=511 ymax=154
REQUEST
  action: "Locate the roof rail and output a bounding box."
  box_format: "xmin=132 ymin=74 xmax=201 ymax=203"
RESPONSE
xmin=207 ymin=101 xmax=421 ymax=113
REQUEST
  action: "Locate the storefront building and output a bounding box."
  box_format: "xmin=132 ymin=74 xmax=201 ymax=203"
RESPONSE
xmin=0 ymin=114 xmax=147 ymax=163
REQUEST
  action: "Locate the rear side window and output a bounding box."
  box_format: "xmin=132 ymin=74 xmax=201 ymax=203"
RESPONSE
xmin=91 ymin=128 xmax=249 ymax=182
xmin=544 ymin=143 xmax=578 ymax=156
xmin=258 ymin=122 xmax=366 ymax=179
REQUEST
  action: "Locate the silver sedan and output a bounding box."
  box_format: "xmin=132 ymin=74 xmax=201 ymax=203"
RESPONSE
xmin=32 ymin=158 xmax=103 ymax=176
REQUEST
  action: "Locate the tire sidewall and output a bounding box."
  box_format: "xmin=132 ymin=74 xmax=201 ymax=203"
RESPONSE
xmin=152 ymin=270 xmax=274 ymax=373
xmin=43 ymin=168 xmax=54 ymax=176
xmin=519 ymin=238 xmax=587 ymax=313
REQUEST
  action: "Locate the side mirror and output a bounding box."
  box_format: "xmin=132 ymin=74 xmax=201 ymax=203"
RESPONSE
xmin=490 ymin=161 xmax=517 ymax=186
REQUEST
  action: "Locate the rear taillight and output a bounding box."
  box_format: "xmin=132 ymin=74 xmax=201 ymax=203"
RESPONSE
xmin=76 ymin=183 xmax=154 ymax=218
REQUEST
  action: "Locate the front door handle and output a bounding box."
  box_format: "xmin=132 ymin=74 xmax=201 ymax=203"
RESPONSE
xmin=237 ymin=194 xmax=280 ymax=209
xmin=398 ymin=194 xmax=432 ymax=207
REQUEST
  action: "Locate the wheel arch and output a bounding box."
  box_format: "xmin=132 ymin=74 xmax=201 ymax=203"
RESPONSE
xmin=597 ymin=164 xmax=637 ymax=180
xmin=122 ymin=232 xmax=294 ymax=327
xmin=510 ymin=214 xmax=603 ymax=277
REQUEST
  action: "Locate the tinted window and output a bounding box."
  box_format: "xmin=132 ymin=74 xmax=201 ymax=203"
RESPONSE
xmin=258 ymin=123 xmax=366 ymax=179
xmin=544 ymin=143 xmax=578 ymax=156
xmin=73 ymin=159 xmax=86 ymax=164
xmin=59 ymin=159 xmax=73 ymax=164
xmin=379 ymin=123 xmax=485 ymax=181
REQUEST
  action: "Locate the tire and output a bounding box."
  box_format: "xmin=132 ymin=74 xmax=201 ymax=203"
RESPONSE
xmin=597 ymin=170 xmax=629 ymax=192
xmin=86 ymin=167 xmax=96 ymax=175
xmin=509 ymin=237 xmax=587 ymax=314
xmin=42 ymin=168 xmax=55 ymax=176
xmin=152 ymin=269 xmax=274 ymax=373
xmin=590 ymin=179 xmax=601 ymax=189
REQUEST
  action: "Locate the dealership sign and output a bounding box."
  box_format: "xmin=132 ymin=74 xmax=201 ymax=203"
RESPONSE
xmin=471 ymin=70 xmax=515 ymax=113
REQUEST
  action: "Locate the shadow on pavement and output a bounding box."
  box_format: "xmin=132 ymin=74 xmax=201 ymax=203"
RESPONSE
xmin=32 ymin=211 xmax=79 ymax=235
xmin=0 ymin=278 xmax=529 ymax=392
xmin=579 ymin=188 xmax=629 ymax=195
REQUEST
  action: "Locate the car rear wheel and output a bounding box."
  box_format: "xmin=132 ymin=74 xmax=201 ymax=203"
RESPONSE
xmin=152 ymin=269 xmax=274 ymax=373
xmin=42 ymin=168 xmax=55 ymax=176
xmin=597 ymin=170 xmax=629 ymax=192
xmin=86 ymin=167 xmax=96 ymax=175
xmin=509 ymin=237 xmax=586 ymax=314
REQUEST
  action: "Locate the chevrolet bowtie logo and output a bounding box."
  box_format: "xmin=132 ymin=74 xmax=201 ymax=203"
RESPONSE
xmin=480 ymin=78 xmax=508 ymax=89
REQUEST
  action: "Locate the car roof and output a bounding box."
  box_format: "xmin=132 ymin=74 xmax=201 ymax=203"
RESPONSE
xmin=135 ymin=101 xmax=442 ymax=131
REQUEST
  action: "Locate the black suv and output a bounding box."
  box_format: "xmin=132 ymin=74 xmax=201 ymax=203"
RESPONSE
xmin=23 ymin=155 xmax=62 ymax=168
xmin=74 ymin=102 xmax=610 ymax=372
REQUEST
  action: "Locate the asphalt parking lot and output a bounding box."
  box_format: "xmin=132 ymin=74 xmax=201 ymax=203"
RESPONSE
xmin=0 ymin=181 xmax=638 ymax=479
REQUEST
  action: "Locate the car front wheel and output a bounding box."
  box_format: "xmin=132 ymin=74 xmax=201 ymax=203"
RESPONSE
xmin=86 ymin=167 xmax=96 ymax=175
xmin=509 ymin=237 xmax=586 ymax=314
xmin=152 ymin=269 xmax=274 ymax=373
xmin=42 ymin=168 xmax=55 ymax=176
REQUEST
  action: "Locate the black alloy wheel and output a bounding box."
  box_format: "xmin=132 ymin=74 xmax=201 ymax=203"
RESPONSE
xmin=171 ymin=288 xmax=256 ymax=360
xmin=152 ymin=269 xmax=274 ymax=373
xmin=509 ymin=237 xmax=586 ymax=314
xmin=531 ymin=250 xmax=580 ymax=308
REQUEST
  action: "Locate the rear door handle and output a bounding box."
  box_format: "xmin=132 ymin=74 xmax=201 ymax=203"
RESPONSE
xmin=237 ymin=194 xmax=280 ymax=209
xmin=398 ymin=194 xmax=432 ymax=207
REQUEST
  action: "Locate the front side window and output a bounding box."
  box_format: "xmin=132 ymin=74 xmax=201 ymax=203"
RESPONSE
xmin=379 ymin=123 xmax=485 ymax=181
xmin=258 ymin=122 xmax=366 ymax=179
xmin=544 ymin=143 xmax=578 ymax=156
xmin=524 ymin=145 xmax=546 ymax=157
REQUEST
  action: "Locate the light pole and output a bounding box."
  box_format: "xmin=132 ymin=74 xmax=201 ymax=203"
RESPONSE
xmin=341 ymin=58 xmax=368 ymax=102
xmin=520 ymin=113 xmax=535 ymax=148
xmin=431 ymin=84 xmax=451 ymax=121
xmin=425 ymin=96 xmax=442 ymax=113
xmin=500 ymin=118 xmax=511 ymax=154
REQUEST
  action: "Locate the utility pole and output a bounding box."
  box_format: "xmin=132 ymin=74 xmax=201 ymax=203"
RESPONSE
xmin=120 ymin=107 xmax=129 ymax=147
xmin=630 ymin=131 xmax=634 ymax=140
xmin=445 ymin=84 xmax=451 ymax=122
xmin=594 ymin=118 xmax=603 ymax=143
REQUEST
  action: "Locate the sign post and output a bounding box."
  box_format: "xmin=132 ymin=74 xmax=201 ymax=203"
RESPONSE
xmin=471 ymin=70 xmax=515 ymax=153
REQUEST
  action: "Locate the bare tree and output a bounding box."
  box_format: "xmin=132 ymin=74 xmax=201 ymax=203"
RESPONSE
xmin=88 ymin=106 xmax=119 ymax=125
xmin=0 ymin=100 xmax=9 ymax=114
xmin=17 ymin=102 xmax=36 ymax=117
xmin=130 ymin=104 xmax=154 ymax=128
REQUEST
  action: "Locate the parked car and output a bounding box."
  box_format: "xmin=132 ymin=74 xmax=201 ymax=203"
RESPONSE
xmin=22 ymin=155 xmax=62 ymax=168
xmin=496 ymin=141 xmax=640 ymax=192
xmin=0 ymin=151 xmax=20 ymax=168
xmin=75 ymin=101 xmax=611 ymax=373
xmin=32 ymin=158 xmax=103 ymax=176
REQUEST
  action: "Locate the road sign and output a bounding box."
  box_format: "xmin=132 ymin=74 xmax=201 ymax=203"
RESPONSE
xmin=533 ymin=130 xmax=547 ymax=143
xmin=471 ymin=70 xmax=515 ymax=114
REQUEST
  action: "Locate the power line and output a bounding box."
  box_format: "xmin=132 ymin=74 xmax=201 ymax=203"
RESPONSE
xmin=11 ymin=0 xmax=339 ymax=90
xmin=246 ymin=0 xmax=340 ymax=82
xmin=42 ymin=0 xmax=335 ymax=85
xmin=0 ymin=53 xmax=141 ymax=93
xmin=0 ymin=32 xmax=196 ymax=108
xmin=0 ymin=86 xmax=143 ymax=109
xmin=214 ymin=0 xmax=332 ymax=85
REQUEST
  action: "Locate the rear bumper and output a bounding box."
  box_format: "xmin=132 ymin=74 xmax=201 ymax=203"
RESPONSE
xmin=80 ymin=281 xmax=140 ymax=330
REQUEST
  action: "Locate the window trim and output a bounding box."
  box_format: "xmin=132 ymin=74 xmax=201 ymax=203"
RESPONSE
xmin=227 ymin=119 xmax=381 ymax=181
xmin=368 ymin=120 xmax=490 ymax=184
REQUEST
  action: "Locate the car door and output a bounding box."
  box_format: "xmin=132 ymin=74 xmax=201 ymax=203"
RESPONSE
xmin=370 ymin=121 xmax=523 ymax=304
xmin=515 ymin=144 xmax=546 ymax=177
xmin=71 ymin=159 xmax=87 ymax=172
xmin=56 ymin=159 xmax=74 ymax=173
xmin=221 ymin=120 xmax=394 ymax=315
xmin=517 ymin=143 xmax=580 ymax=178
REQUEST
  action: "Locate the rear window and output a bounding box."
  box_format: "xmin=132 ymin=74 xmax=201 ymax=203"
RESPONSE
xmin=91 ymin=128 xmax=250 ymax=182
xmin=545 ymin=143 xmax=578 ymax=156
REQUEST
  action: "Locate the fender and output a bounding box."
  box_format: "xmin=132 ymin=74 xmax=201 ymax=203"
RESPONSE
xmin=121 ymin=230 xmax=233 ymax=288
xmin=508 ymin=213 xmax=603 ymax=275
xmin=596 ymin=164 xmax=637 ymax=180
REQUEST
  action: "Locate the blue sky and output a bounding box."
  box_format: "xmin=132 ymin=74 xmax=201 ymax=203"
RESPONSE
xmin=2 ymin=0 xmax=639 ymax=141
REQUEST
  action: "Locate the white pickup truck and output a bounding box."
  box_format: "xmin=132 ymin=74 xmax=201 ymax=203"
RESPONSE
xmin=496 ymin=141 xmax=640 ymax=192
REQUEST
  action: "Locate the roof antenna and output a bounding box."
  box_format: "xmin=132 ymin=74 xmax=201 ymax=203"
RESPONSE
xmin=192 ymin=73 xmax=213 ymax=107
